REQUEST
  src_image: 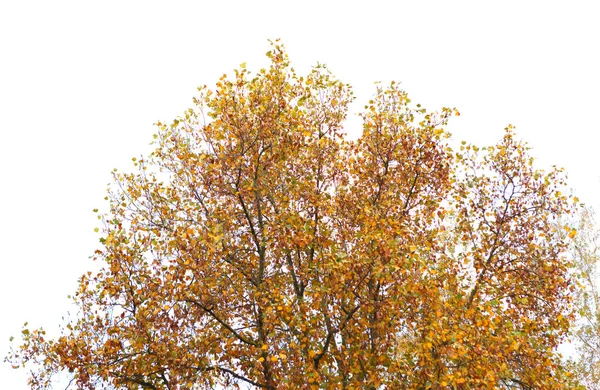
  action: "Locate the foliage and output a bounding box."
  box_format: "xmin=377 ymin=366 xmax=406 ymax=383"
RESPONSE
xmin=567 ymin=205 xmax=600 ymax=388
xmin=6 ymin=42 xmax=580 ymax=389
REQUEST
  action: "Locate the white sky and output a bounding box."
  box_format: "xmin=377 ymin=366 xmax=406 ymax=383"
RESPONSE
xmin=1 ymin=1 xmax=599 ymax=388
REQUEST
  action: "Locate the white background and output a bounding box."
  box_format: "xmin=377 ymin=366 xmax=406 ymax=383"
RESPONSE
xmin=1 ymin=1 xmax=599 ymax=388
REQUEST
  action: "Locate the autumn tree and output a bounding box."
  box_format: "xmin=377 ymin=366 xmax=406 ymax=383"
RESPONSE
xmin=7 ymin=42 xmax=580 ymax=389
xmin=567 ymin=205 xmax=600 ymax=388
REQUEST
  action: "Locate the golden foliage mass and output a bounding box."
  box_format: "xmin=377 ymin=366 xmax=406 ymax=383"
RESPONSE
xmin=7 ymin=42 xmax=580 ymax=389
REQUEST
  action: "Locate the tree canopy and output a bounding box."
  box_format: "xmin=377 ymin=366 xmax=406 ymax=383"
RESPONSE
xmin=7 ymin=42 xmax=581 ymax=389
xmin=567 ymin=206 xmax=600 ymax=388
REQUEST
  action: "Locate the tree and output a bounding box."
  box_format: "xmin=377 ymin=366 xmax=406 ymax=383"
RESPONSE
xmin=7 ymin=42 xmax=580 ymax=389
xmin=567 ymin=205 xmax=600 ymax=388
